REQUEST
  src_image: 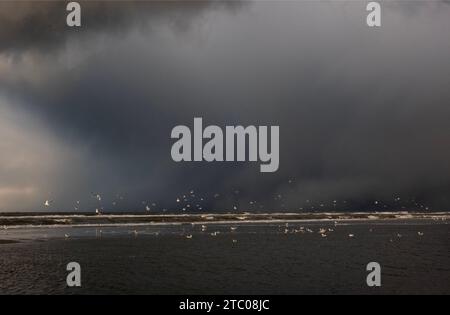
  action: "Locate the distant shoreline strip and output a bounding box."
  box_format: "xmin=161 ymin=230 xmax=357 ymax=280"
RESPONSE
xmin=1 ymin=212 xmax=448 ymax=229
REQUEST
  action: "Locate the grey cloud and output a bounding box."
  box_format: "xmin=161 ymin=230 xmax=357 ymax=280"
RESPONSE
xmin=0 ymin=0 xmax=241 ymax=54
xmin=1 ymin=1 xmax=450 ymax=212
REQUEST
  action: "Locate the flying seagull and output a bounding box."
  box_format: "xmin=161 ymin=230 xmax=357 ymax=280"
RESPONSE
xmin=44 ymin=200 xmax=53 ymax=207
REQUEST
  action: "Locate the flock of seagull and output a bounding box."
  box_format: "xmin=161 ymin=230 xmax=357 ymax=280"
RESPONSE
xmin=99 ymin=223 xmax=424 ymax=243
xmin=41 ymin=183 xmax=434 ymax=215
xmin=279 ymin=224 xmax=425 ymax=240
xmin=36 ymin=188 xmax=430 ymax=242
xmin=184 ymin=225 xmax=236 ymax=241
xmin=41 ymin=222 xmax=425 ymax=242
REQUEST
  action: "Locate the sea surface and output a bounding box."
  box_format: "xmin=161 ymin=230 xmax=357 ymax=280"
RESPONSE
xmin=0 ymin=219 xmax=449 ymax=294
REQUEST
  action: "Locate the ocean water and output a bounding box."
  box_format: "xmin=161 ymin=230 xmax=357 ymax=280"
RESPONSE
xmin=0 ymin=220 xmax=449 ymax=294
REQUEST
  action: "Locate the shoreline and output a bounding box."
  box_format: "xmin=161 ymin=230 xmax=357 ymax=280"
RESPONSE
xmin=1 ymin=212 xmax=448 ymax=229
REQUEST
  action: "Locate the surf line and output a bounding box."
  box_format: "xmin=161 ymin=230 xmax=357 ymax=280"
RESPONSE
xmin=171 ymin=117 xmax=279 ymax=173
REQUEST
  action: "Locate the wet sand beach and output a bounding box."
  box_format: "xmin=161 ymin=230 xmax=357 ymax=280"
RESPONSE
xmin=0 ymin=213 xmax=449 ymax=295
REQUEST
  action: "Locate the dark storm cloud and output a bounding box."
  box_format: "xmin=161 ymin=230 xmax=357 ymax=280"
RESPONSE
xmin=0 ymin=0 xmax=241 ymax=54
xmin=1 ymin=1 xmax=450 ymax=212
xmin=0 ymin=0 xmax=247 ymax=211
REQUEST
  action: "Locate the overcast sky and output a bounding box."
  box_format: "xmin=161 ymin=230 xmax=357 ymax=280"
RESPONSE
xmin=1 ymin=1 xmax=450 ymax=212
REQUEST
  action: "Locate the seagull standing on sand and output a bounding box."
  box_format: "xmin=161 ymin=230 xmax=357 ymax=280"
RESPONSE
xmin=319 ymin=228 xmax=327 ymax=238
